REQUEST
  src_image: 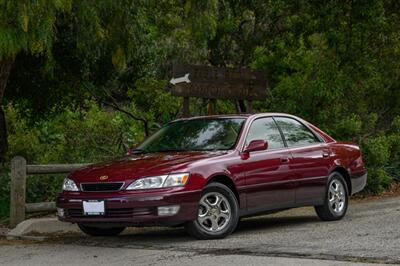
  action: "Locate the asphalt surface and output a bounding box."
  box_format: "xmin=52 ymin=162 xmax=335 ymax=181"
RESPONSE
xmin=1 ymin=196 xmax=399 ymax=265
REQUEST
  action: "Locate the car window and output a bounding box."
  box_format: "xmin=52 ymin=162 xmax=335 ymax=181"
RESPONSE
xmin=274 ymin=117 xmax=320 ymax=147
xmin=245 ymin=117 xmax=285 ymax=149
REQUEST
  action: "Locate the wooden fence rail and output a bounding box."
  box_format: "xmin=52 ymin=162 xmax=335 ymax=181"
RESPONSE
xmin=10 ymin=156 xmax=90 ymax=227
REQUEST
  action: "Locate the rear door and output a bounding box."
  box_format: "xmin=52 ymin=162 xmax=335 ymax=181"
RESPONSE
xmin=274 ymin=117 xmax=331 ymax=205
xmin=242 ymin=117 xmax=295 ymax=212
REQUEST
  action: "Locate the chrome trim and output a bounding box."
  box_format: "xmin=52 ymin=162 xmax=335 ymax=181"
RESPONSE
xmin=80 ymin=182 xmax=125 ymax=192
xmin=69 ymin=199 xmax=82 ymax=202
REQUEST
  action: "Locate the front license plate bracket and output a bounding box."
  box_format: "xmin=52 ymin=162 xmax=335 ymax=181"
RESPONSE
xmin=83 ymin=200 xmax=105 ymax=215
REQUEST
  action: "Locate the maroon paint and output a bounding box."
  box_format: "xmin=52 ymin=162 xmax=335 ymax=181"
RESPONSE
xmin=57 ymin=113 xmax=367 ymax=226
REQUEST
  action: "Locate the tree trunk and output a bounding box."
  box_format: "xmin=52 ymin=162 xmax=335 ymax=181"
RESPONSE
xmin=238 ymin=100 xmax=247 ymax=113
xmin=0 ymin=57 xmax=15 ymax=162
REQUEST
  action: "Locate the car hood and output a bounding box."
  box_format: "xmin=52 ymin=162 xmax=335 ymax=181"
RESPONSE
xmin=70 ymin=151 xmax=229 ymax=183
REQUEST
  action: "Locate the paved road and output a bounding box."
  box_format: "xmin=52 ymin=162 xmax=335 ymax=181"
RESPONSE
xmin=0 ymin=244 xmax=384 ymax=266
xmin=1 ymin=196 xmax=399 ymax=265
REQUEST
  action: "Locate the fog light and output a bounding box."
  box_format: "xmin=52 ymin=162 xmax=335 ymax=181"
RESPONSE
xmin=157 ymin=205 xmax=180 ymax=216
xmin=57 ymin=208 xmax=65 ymax=217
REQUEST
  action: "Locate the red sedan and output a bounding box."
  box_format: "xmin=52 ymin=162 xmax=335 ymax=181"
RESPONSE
xmin=57 ymin=113 xmax=367 ymax=239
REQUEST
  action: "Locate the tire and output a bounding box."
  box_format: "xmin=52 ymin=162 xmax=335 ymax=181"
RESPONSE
xmin=78 ymin=224 xmax=125 ymax=236
xmin=315 ymin=172 xmax=349 ymax=221
xmin=185 ymin=182 xmax=239 ymax=240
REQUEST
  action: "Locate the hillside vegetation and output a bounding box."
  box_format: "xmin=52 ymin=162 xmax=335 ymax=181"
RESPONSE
xmin=0 ymin=1 xmax=399 ymax=220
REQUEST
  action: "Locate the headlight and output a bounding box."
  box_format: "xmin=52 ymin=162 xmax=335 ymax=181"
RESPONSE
xmin=62 ymin=177 xmax=79 ymax=191
xmin=163 ymin=173 xmax=190 ymax=187
xmin=126 ymin=173 xmax=189 ymax=190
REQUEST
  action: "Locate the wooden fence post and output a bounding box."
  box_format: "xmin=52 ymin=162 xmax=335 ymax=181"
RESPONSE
xmin=10 ymin=156 xmax=26 ymax=227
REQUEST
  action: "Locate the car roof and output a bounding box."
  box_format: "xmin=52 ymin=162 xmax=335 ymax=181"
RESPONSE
xmin=171 ymin=113 xmax=295 ymax=122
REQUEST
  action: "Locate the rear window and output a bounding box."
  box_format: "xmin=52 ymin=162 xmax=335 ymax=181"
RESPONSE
xmin=274 ymin=117 xmax=320 ymax=147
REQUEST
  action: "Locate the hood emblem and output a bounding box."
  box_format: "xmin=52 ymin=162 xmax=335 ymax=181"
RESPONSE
xmin=99 ymin=175 xmax=109 ymax=181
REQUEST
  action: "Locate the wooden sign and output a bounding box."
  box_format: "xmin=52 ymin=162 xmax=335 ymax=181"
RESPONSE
xmin=169 ymin=64 xmax=267 ymax=100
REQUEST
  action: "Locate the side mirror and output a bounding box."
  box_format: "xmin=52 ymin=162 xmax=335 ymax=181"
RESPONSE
xmin=244 ymin=139 xmax=268 ymax=153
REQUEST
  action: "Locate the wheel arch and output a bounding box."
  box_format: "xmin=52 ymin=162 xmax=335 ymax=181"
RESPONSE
xmin=206 ymin=175 xmax=240 ymax=207
xmin=331 ymin=167 xmax=352 ymax=195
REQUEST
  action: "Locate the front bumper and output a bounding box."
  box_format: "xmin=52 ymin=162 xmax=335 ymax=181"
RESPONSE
xmin=56 ymin=189 xmax=201 ymax=226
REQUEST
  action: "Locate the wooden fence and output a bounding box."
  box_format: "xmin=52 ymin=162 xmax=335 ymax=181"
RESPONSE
xmin=10 ymin=156 xmax=90 ymax=227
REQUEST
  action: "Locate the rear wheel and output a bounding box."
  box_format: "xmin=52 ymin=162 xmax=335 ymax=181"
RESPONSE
xmin=78 ymin=224 xmax=125 ymax=236
xmin=185 ymin=182 xmax=239 ymax=239
xmin=315 ymin=172 xmax=349 ymax=221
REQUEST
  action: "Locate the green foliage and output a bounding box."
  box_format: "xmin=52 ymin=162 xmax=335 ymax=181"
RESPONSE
xmin=363 ymin=136 xmax=391 ymax=167
xmin=6 ymin=102 xmax=143 ymax=163
xmin=0 ymin=0 xmax=72 ymax=59
xmin=361 ymin=134 xmax=400 ymax=194
xmin=247 ymin=1 xmax=400 ymax=194
xmin=0 ymin=102 xmax=143 ymax=220
xmin=363 ymin=168 xmax=393 ymax=194
xmin=362 ymin=136 xmax=390 ymax=194
xmin=1 ymin=0 xmax=400 ymax=220
xmin=130 ymin=77 xmax=181 ymax=127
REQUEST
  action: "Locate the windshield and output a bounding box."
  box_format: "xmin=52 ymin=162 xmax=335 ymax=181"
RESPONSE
xmin=137 ymin=118 xmax=245 ymax=152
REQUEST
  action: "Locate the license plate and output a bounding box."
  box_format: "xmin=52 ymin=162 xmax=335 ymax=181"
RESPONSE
xmin=83 ymin=200 xmax=105 ymax=215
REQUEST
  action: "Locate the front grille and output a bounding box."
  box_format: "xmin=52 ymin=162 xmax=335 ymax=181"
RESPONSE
xmin=66 ymin=207 xmax=155 ymax=218
xmin=80 ymin=182 xmax=124 ymax=192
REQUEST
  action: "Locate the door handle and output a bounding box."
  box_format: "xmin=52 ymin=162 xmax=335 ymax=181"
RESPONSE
xmin=322 ymin=152 xmax=330 ymax=158
xmin=281 ymin=157 xmax=290 ymax=163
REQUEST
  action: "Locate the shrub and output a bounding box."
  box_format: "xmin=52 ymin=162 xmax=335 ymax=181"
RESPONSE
xmin=362 ymin=134 xmax=400 ymax=194
xmin=5 ymin=102 xmax=144 ymax=163
xmin=362 ymin=136 xmax=391 ymax=167
xmin=363 ymin=168 xmax=393 ymax=194
xmin=0 ymin=102 xmax=144 ymax=221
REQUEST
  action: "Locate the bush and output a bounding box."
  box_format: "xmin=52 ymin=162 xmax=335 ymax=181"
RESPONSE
xmin=0 ymin=102 xmax=399 ymax=221
xmin=6 ymin=102 xmax=144 ymax=163
xmin=361 ymin=134 xmax=400 ymax=194
xmin=363 ymin=136 xmax=391 ymax=167
xmin=0 ymin=102 xmax=144 ymax=221
xmin=363 ymin=168 xmax=393 ymax=194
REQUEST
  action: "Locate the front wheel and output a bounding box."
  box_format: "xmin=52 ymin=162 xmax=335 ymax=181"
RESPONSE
xmin=315 ymin=172 xmax=349 ymax=221
xmin=185 ymin=182 xmax=239 ymax=239
xmin=78 ymin=223 xmax=125 ymax=236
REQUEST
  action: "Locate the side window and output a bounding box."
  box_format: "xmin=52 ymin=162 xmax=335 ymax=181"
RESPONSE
xmin=246 ymin=117 xmax=285 ymax=149
xmin=274 ymin=117 xmax=320 ymax=147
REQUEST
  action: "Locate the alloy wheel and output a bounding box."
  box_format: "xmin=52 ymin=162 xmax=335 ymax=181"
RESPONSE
xmin=197 ymin=192 xmax=231 ymax=232
xmin=328 ymin=179 xmax=346 ymax=214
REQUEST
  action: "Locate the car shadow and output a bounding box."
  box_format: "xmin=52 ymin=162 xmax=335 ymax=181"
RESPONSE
xmin=58 ymin=213 xmax=321 ymax=246
xmin=236 ymin=215 xmax=319 ymax=233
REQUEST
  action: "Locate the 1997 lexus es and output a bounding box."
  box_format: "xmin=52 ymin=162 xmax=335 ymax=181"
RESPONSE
xmin=57 ymin=113 xmax=367 ymax=239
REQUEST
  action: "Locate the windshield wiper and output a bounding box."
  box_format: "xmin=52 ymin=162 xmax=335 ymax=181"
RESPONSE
xmin=155 ymin=148 xmax=189 ymax=152
xmin=130 ymin=148 xmax=147 ymax=154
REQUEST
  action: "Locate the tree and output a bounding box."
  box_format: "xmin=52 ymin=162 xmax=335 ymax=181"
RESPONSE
xmin=3 ymin=0 xmax=400 ymax=160
xmin=0 ymin=0 xmax=73 ymax=161
xmin=0 ymin=0 xmax=154 ymax=160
